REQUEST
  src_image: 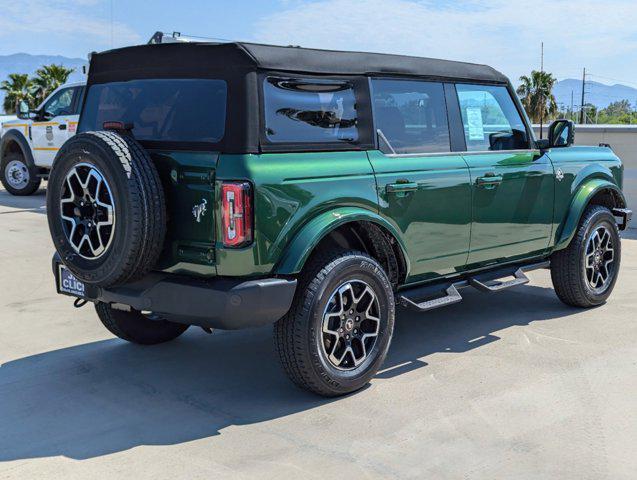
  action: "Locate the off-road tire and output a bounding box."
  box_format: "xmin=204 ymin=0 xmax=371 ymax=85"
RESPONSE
xmin=47 ymin=131 xmax=166 ymax=287
xmin=274 ymin=250 xmax=395 ymax=397
xmin=95 ymin=302 xmax=189 ymax=345
xmin=551 ymin=205 xmax=621 ymax=307
xmin=0 ymin=151 xmax=41 ymax=196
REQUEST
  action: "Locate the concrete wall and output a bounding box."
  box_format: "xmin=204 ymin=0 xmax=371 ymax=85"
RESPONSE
xmin=533 ymin=125 xmax=636 ymax=214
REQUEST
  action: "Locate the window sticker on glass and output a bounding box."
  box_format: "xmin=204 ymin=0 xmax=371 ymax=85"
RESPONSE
xmin=466 ymin=107 xmax=484 ymax=141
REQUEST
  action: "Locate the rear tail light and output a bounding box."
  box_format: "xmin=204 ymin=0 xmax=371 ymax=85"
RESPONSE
xmin=221 ymin=181 xmax=252 ymax=247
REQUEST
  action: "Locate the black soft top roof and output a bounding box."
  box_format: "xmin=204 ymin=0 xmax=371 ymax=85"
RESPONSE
xmin=85 ymin=42 xmax=511 ymax=154
xmin=89 ymin=42 xmax=509 ymax=84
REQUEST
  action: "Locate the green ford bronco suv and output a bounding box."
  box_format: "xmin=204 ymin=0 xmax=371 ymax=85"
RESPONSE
xmin=48 ymin=42 xmax=632 ymax=396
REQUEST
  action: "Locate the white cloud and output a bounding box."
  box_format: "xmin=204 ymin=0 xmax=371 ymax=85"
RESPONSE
xmin=254 ymin=0 xmax=637 ymax=83
xmin=0 ymin=0 xmax=140 ymax=51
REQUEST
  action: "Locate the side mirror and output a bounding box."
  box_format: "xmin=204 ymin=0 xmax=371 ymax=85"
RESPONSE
xmin=16 ymin=100 xmax=30 ymax=119
xmin=548 ymin=119 xmax=575 ymax=148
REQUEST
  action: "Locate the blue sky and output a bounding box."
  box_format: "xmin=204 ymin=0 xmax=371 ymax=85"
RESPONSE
xmin=2 ymin=0 xmax=637 ymax=86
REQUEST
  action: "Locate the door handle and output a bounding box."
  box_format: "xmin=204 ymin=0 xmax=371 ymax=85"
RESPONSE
xmin=58 ymin=124 xmax=67 ymax=130
xmin=476 ymin=173 xmax=503 ymax=188
xmin=386 ymin=182 xmax=419 ymax=194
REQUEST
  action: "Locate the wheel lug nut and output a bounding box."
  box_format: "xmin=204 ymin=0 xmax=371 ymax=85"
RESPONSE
xmin=349 ymin=310 xmax=354 ymax=314
xmin=356 ymin=316 xmax=360 ymax=321
xmin=339 ymin=328 xmax=343 ymax=333
xmin=346 ymin=335 xmax=350 ymax=340
xmin=354 ymin=329 xmax=358 ymax=334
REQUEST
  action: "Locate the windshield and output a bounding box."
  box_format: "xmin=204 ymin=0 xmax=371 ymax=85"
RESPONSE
xmin=79 ymin=79 xmax=227 ymax=143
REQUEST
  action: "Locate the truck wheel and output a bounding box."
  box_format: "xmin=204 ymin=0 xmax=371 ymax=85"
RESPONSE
xmin=551 ymin=205 xmax=621 ymax=307
xmin=95 ymin=302 xmax=189 ymax=345
xmin=0 ymin=152 xmax=41 ymax=196
xmin=46 ymin=131 xmax=166 ymax=287
xmin=274 ymin=251 xmax=395 ymax=397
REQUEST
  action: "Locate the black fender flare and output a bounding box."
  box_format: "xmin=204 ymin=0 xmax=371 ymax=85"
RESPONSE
xmin=0 ymin=129 xmax=35 ymax=167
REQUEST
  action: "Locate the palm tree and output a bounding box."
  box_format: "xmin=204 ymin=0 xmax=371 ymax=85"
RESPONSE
xmin=0 ymin=73 xmax=35 ymax=113
xmin=516 ymin=71 xmax=558 ymax=125
xmin=32 ymin=64 xmax=75 ymax=104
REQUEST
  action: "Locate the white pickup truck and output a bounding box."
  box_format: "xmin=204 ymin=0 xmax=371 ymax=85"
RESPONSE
xmin=0 ymin=82 xmax=85 ymax=195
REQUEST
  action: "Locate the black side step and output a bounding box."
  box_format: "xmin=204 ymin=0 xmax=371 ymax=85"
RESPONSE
xmin=399 ymin=284 xmax=463 ymax=312
xmin=399 ymin=261 xmax=548 ymax=313
xmin=469 ymin=268 xmax=529 ymax=293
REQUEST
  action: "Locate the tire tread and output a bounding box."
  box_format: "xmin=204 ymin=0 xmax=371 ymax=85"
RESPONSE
xmin=274 ymin=250 xmax=393 ymax=397
xmin=551 ymin=205 xmax=620 ymax=307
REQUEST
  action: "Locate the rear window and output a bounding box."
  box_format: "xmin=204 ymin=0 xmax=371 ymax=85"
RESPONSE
xmin=263 ymin=77 xmax=359 ymax=144
xmin=79 ymin=79 xmax=227 ymax=143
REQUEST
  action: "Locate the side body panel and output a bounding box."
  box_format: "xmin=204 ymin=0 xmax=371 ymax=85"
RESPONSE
xmin=462 ymin=151 xmax=555 ymax=267
xmin=547 ymin=146 xmax=624 ymax=251
xmin=31 ymin=115 xmax=79 ymax=167
xmin=1 ymin=122 xmax=30 ymax=141
xmin=367 ymin=150 xmax=472 ymax=284
xmin=214 ymin=151 xmax=379 ymax=277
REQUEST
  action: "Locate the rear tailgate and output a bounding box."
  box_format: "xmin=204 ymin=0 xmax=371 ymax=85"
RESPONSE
xmin=150 ymin=150 xmax=218 ymax=275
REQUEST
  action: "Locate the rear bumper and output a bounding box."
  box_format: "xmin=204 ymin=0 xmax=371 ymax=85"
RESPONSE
xmin=52 ymin=254 xmax=297 ymax=330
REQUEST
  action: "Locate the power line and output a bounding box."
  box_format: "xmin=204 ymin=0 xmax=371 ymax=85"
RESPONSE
xmin=587 ymin=73 xmax=637 ymax=88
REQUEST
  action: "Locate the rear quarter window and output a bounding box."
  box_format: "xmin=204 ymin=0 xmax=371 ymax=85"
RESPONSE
xmin=79 ymin=79 xmax=227 ymax=143
xmin=263 ymin=77 xmax=359 ymax=145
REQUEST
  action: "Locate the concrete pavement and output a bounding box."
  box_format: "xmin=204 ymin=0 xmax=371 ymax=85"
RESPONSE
xmin=0 ymin=185 xmax=636 ymax=479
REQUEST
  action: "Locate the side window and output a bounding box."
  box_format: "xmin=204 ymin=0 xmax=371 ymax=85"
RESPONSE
xmin=456 ymin=84 xmax=529 ymax=151
xmin=263 ymin=77 xmax=359 ymax=144
xmin=371 ymin=79 xmax=450 ymax=154
xmin=43 ymin=88 xmax=75 ymax=118
xmin=72 ymin=87 xmax=85 ymax=115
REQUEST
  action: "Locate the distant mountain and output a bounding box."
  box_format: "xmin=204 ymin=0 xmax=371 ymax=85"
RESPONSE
xmin=0 ymin=53 xmax=87 ymax=113
xmin=553 ymin=79 xmax=637 ymax=110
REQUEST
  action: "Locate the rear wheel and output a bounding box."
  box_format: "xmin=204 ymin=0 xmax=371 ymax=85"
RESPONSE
xmin=95 ymin=302 xmax=189 ymax=345
xmin=274 ymin=250 xmax=395 ymax=397
xmin=0 ymin=152 xmax=41 ymax=196
xmin=551 ymin=205 xmax=621 ymax=307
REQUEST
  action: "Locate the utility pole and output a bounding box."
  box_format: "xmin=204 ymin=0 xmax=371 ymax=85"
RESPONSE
xmin=539 ymin=42 xmax=544 ymax=138
xmin=570 ymin=90 xmax=574 ymax=122
xmin=580 ymin=67 xmax=586 ymax=124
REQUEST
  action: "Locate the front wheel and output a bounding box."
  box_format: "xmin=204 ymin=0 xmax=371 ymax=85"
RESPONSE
xmin=551 ymin=205 xmax=621 ymax=307
xmin=95 ymin=302 xmax=189 ymax=345
xmin=0 ymin=152 xmax=41 ymax=196
xmin=274 ymin=251 xmax=395 ymax=397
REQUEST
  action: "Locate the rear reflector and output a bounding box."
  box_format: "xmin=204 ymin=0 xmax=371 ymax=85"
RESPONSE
xmin=103 ymin=121 xmax=134 ymax=131
xmin=221 ymin=182 xmax=252 ymax=247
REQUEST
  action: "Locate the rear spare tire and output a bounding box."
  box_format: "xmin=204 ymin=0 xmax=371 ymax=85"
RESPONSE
xmin=47 ymin=131 xmax=166 ymax=287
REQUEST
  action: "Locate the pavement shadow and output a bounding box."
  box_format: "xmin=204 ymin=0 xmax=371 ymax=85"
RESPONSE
xmin=621 ymin=227 xmax=637 ymax=240
xmin=0 ymin=283 xmax=578 ymax=461
xmin=0 ymin=188 xmax=47 ymax=215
